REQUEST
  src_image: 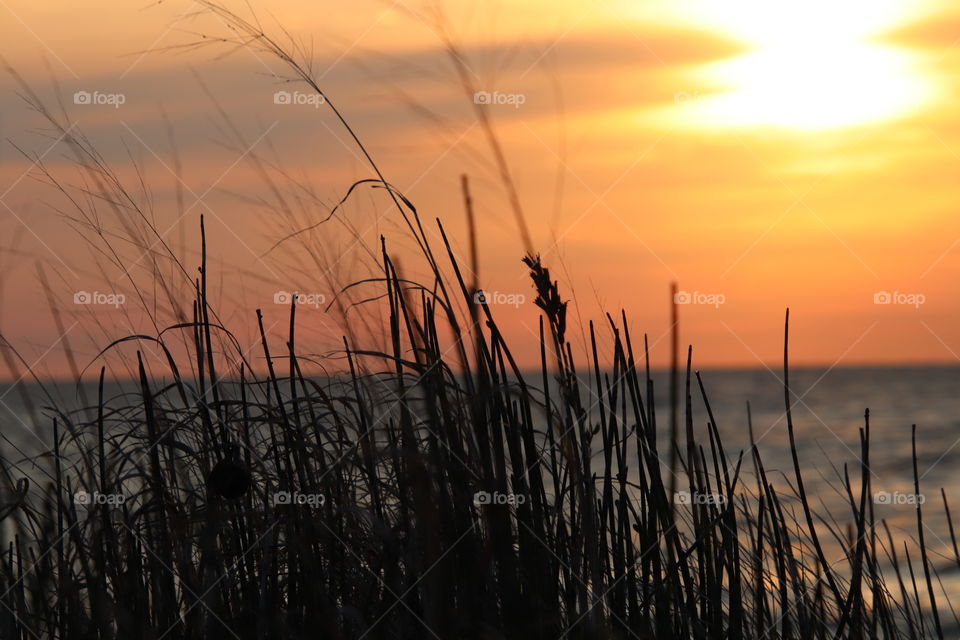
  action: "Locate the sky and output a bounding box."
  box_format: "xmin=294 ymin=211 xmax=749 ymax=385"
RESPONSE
xmin=2 ymin=0 xmax=960 ymax=378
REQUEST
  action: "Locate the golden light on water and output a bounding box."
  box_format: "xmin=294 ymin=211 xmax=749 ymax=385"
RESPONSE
xmin=650 ymin=0 xmax=936 ymax=131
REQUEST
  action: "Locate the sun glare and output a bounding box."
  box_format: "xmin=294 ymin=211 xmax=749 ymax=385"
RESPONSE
xmin=650 ymin=0 xmax=935 ymax=131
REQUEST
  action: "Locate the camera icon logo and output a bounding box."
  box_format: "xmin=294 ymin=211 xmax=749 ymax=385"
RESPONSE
xmin=273 ymin=491 xmax=292 ymax=505
xmin=74 ymin=491 xmax=91 ymax=505
xmin=274 ymin=91 xmax=292 ymax=105
xmin=874 ymin=291 xmax=892 ymax=305
xmin=473 ymin=290 xmax=487 ymax=305
xmin=73 ymin=91 xmax=92 ymax=105
xmin=274 ymin=291 xmax=293 ymax=304
xmin=674 ymin=90 xmax=703 ymax=105
xmin=74 ymin=291 xmax=91 ymax=305
xmin=473 ymin=491 xmax=491 ymax=505
xmin=473 ymin=91 xmax=492 ymax=105
xmin=673 ymin=291 xmax=692 ymax=305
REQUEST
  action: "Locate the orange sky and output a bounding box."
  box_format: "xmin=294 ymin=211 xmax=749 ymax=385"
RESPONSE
xmin=2 ymin=0 xmax=960 ymax=378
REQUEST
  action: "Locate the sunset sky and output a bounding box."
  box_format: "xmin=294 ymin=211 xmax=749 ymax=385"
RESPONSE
xmin=3 ymin=0 xmax=960 ymax=377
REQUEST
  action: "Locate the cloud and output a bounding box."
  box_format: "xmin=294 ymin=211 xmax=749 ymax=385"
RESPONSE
xmin=884 ymin=10 xmax=960 ymax=50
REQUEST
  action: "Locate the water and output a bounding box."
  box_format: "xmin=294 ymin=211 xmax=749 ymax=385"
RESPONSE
xmin=5 ymin=365 xmax=960 ymax=498
xmin=667 ymin=365 xmax=960 ymax=511
xmin=646 ymin=364 xmax=960 ymax=606
xmin=4 ymin=365 xmax=960 ymax=596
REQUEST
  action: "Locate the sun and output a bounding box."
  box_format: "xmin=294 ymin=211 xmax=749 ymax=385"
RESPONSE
xmin=647 ymin=0 xmax=935 ymax=131
xmin=690 ymin=42 xmax=927 ymax=131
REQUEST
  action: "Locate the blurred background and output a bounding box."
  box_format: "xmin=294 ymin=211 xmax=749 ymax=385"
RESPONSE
xmin=1 ymin=0 xmax=960 ymax=377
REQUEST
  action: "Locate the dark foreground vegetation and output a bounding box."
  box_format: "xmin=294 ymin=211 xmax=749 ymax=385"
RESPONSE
xmin=3 ymin=221 xmax=959 ymax=640
xmin=1 ymin=4 xmax=959 ymax=638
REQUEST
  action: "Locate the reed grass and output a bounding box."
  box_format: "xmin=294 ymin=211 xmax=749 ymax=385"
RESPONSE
xmin=2 ymin=215 xmax=958 ymax=638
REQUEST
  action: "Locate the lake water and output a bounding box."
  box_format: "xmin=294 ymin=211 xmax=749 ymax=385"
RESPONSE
xmin=648 ymin=364 xmax=960 ymax=612
xmin=5 ymin=365 xmax=960 ymax=504
xmin=3 ymin=365 xmax=960 ymax=609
